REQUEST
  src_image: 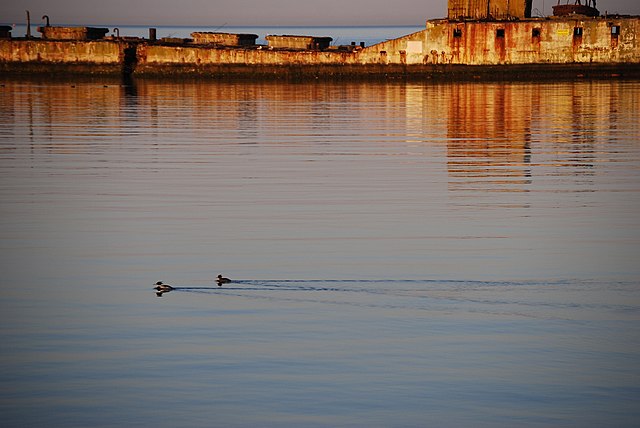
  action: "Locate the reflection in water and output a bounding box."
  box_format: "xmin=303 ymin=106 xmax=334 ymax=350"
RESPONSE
xmin=3 ymin=79 xmax=631 ymax=184
xmin=153 ymin=280 xmax=174 ymax=296
xmin=1 ymin=77 xmax=640 ymax=428
xmin=443 ymin=83 xmax=631 ymax=192
xmin=446 ymin=83 xmax=533 ymax=192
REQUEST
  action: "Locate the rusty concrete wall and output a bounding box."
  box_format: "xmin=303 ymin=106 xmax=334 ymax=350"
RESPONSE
xmin=355 ymin=29 xmax=427 ymax=65
xmin=265 ymin=36 xmax=332 ymax=50
xmin=1 ymin=16 xmax=639 ymax=78
xmin=137 ymin=44 xmax=356 ymax=66
xmin=500 ymin=0 xmax=532 ymax=19
xmin=356 ymin=17 xmax=639 ymax=65
xmin=449 ymin=0 xmax=486 ymax=20
xmin=448 ymin=0 xmax=532 ymax=19
xmin=433 ymin=17 xmax=640 ymax=64
xmin=191 ymin=32 xmax=258 ymax=46
xmin=0 ymin=40 xmax=123 ymax=64
xmin=38 ymin=26 xmax=109 ymax=41
xmin=137 ymin=16 xmax=639 ymax=71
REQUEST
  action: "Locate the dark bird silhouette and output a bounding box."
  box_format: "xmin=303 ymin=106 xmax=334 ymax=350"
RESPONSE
xmin=216 ymin=274 xmax=231 ymax=286
xmin=154 ymin=281 xmax=174 ymax=292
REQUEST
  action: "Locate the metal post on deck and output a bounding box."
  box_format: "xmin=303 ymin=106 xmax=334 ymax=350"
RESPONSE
xmin=26 ymin=10 xmax=31 ymax=38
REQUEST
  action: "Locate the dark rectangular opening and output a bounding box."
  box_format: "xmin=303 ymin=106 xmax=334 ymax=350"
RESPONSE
xmin=453 ymin=28 xmax=462 ymax=38
xmin=611 ymin=25 xmax=621 ymax=37
xmin=573 ymin=27 xmax=583 ymax=37
xmin=532 ymin=28 xmax=541 ymax=38
xmin=496 ymin=28 xmax=505 ymax=38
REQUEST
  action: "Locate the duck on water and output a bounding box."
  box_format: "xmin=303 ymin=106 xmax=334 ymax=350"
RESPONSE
xmin=153 ymin=276 xmax=231 ymax=296
xmin=154 ymin=281 xmax=174 ymax=297
xmin=217 ymin=274 xmax=231 ymax=286
xmin=154 ymin=281 xmax=174 ymax=292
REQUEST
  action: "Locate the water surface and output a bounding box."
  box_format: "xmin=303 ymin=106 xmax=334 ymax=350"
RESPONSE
xmin=1 ymin=78 xmax=639 ymax=427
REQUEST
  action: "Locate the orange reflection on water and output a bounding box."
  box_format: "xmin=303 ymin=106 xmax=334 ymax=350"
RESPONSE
xmin=446 ymin=83 xmax=533 ymax=192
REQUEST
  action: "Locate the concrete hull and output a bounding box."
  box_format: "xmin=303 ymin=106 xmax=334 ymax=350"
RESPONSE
xmin=361 ymin=17 xmax=640 ymax=66
xmin=2 ymin=16 xmax=639 ymax=81
xmin=129 ymin=62 xmax=640 ymax=81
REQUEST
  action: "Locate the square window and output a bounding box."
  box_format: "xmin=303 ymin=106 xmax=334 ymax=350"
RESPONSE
xmin=453 ymin=28 xmax=462 ymax=38
xmin=574 ymin=27 xmax=583 ymax=37
xmin=496 ymin=28 xmax=505 ymax=38
xmin=532 ymin=28 xmax=541 ymax=38
xmin=611 ymin=25 xmax=621 ymax=36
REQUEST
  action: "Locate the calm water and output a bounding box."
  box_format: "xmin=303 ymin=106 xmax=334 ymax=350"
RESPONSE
xmin=1 ymin=77 xmax=639 ymax=427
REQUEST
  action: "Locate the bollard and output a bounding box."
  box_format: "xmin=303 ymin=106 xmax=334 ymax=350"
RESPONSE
xmin=26 ymin=10 xmax=31 ymax=38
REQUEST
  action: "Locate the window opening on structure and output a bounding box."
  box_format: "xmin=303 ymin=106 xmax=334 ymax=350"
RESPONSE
xmin=574 ymin=27 xmax=583 ymax=37
xmin=496 ymin=28 xmax=505 ymax=38
xmin=453 ymin=28 xmax=462 ymax=38
xmin=532 ymin=28 xmax=541 ymax=38
xmin=611 ymin=25 xmax=621 ymax=36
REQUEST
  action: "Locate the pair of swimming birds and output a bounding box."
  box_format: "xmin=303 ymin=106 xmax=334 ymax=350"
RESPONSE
xmin=154 ymin=274 xmax=231 ymax=292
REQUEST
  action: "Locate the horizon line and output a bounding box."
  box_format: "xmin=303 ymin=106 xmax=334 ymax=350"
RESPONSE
xmin=3 ymin=21 xmax=430 ymax=28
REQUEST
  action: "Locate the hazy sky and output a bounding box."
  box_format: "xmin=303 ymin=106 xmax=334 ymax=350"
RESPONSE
xmin=3 ymin=0 xmax=640 ymax=26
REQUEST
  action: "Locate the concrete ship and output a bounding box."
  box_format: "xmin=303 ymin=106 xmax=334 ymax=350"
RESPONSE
xmin=1 ymin=0 xmax=639 ymax=80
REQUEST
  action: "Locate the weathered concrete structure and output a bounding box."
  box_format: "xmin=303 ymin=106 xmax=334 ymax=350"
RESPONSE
xmin=1 ymin=0 xmax=639 ymax=79
xmin=362 ymin=16 xmax=640 ymax=66
xmin=37 ymin=26 xmax=109 ymax=41
xmin=0 ymin=39 xmax=123 ymax=64
xmin=448 ymin=0 xmax=533 ymax=20
xmin=266 ymin=35 xmax=333 ymax=50
xmin=191 ymin=32 xmax=258 ymax=46
xmin=0 ymin=39 xmax=131 ymax=75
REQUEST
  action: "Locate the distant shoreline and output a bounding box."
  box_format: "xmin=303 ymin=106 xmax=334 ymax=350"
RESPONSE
xmin=1 ymin=24 xmax=425 ymax=45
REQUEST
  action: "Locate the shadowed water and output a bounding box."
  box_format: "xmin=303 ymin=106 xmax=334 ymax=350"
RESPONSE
xmin=1 ymin=77 xmax=639 ymax=427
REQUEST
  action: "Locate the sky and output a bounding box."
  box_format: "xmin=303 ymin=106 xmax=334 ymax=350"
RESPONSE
xmin=3 ymin=0 xmax=640 ymax=27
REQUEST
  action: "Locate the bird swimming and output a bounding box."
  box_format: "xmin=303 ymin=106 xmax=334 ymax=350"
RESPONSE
xmin=216 ymin=274 xmax=231 ymax=286
xmin=154 ymin=281 xmax=174 ymax=292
